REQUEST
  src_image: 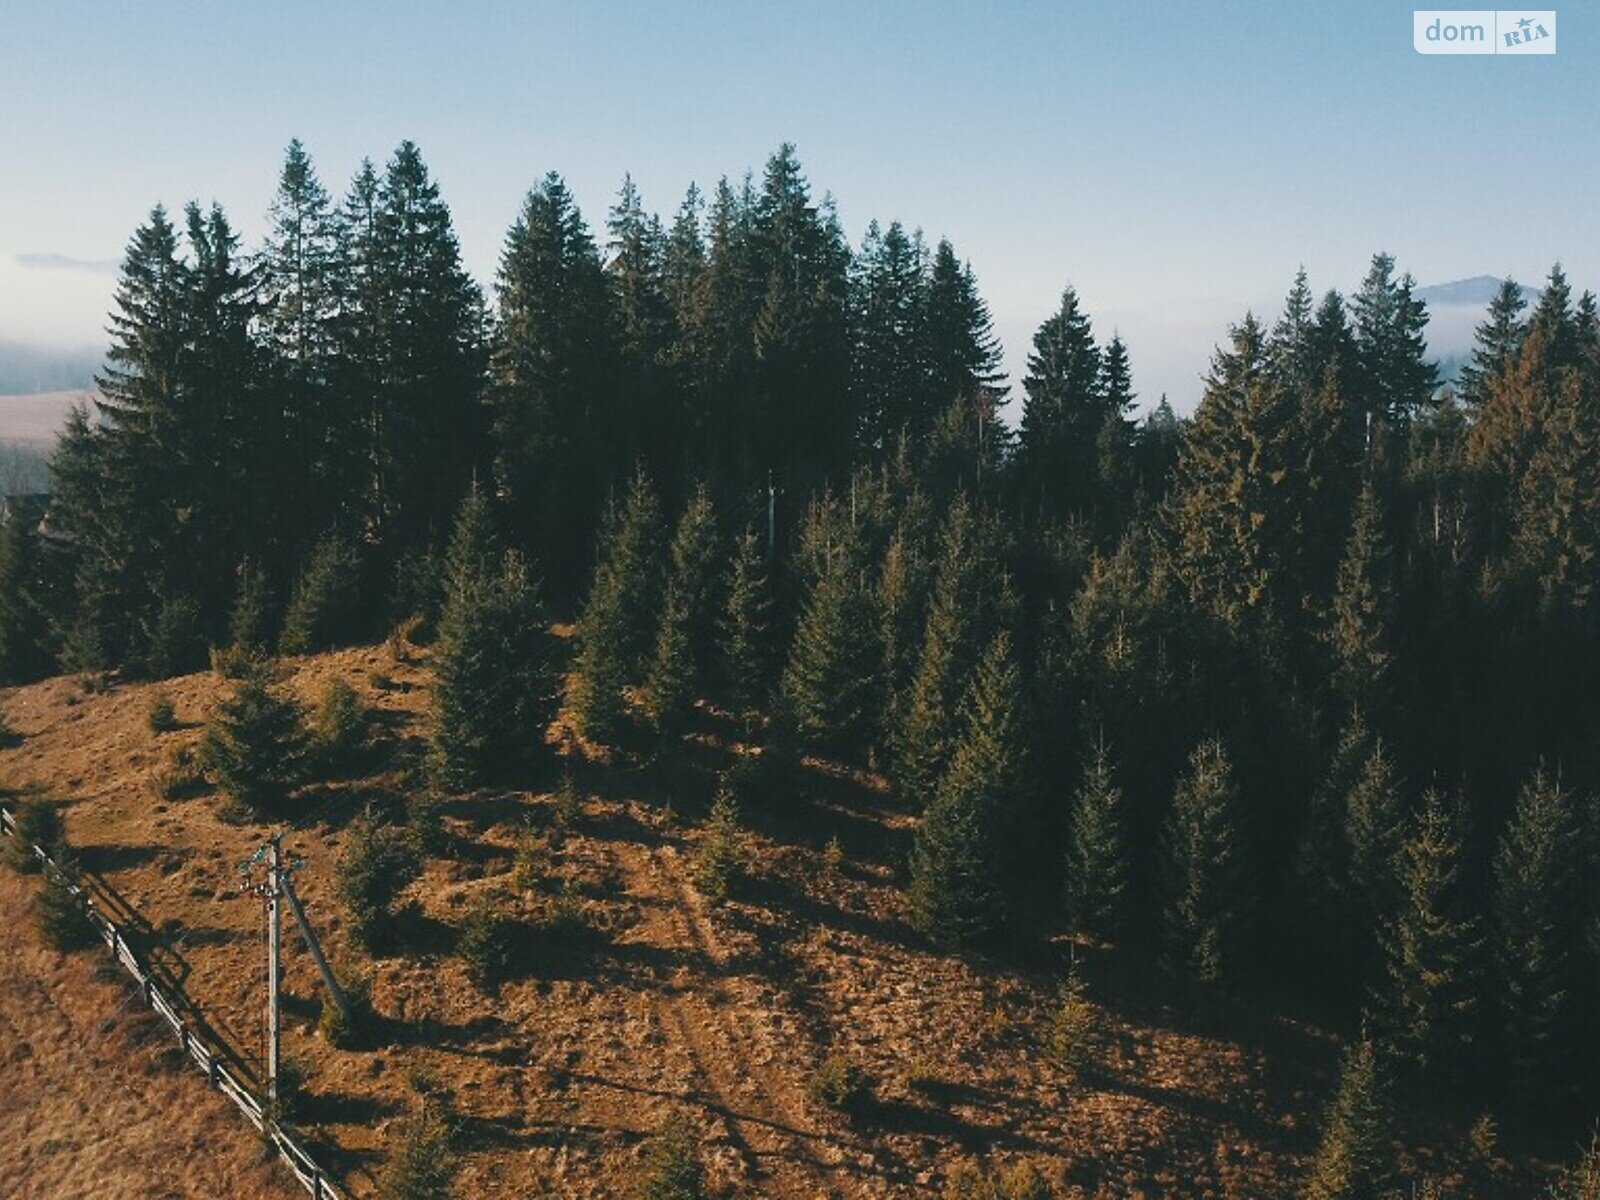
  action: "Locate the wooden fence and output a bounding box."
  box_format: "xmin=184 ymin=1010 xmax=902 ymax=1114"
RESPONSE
xmin=0 ymin=804 xmax=349 ymax=1200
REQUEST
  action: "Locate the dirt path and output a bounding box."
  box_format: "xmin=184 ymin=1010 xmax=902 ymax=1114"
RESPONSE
xmin=608 ymin=834 xmax=854 ymax=1197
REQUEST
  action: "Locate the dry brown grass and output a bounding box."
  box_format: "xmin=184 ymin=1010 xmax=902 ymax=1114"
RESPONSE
xmin=0 ymin=869 xmax=297 ymax=1199
xmin=0 ymin=648 xmax=1560 ymax=1198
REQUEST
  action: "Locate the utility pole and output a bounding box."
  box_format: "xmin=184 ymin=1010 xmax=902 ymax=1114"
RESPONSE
xmin=267 ymin=836 xmax=282 ymax=1109
xmin=241 ymin=832 xmax=352 ymax=1119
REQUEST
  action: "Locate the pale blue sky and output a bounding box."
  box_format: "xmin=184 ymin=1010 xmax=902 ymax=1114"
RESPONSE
xmin=1 ymin=1 xmax=1594 ymax=408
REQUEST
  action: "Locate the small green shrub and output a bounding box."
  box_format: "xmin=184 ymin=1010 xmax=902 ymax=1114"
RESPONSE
xmin=34 ymin=868 xmax=96 ymax=951
xmin=807 ymin=1050 xmax=870 ymax=1115
xmin=634 ymin=1108 xmax=703 ymax=1200
xmin=150 ymin=744 xmax=210 ymax=802
xmin=1044 ymin=958 xmax=1097 ymax=1080
xmin=198 ymin=676 xmax=307 ymax=819
xmin=943 ymin=1161 xmax=1055 ymax=1200
xmin=146 ymin=691 xmax=178 ymax=734
xmin=311 ymin=677 xmax=371 ymax=774
xmin=535 ymin=876 xmax=589 ymax=943
xmin=279 ymin=534 xmax=363 ymax=656
xmin=377 ymin=1080 xmax=458 ymax=1200
xmin=337 ymin=818 xmax=423 ymax=954
xmin=457 ymin=897 xmax=516 ymax=991
xmin=1553 ymin=1132 xmax=1600 ymax=1200
xmin=317 ymin=969 xmax=375 ymax=1050
xmin=6 ymin=797 xmax=63 ymax=872
xmin=821 ymin=834 xmax=844 ymax=878
xmin=552 ymin=770 xmax=581 ymax=833
xmin=690 ymin=782 xmax=742 ymax=901
xmin=406 ymin=790 xmax=448 ymax=856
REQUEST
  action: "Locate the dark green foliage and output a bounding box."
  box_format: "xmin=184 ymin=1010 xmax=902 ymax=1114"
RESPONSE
xmin=489 ymin=171 xmax=613 ymax=600
xmin=634 ymin=1109 xmax=703 ymax=1200
xmin=377 ymin=1081 xmax=459 ymax=1200
xmin=227 ymin=559 xmax=274 ymax=657
xmin=278 ymin=534 xmax=362 ymax=655
xmin=33 ymin=867 xmax=96 ymax=951
xmin=691 ymin=782 xmax=743 ymax=901
xmin=198 ymin=676 xmax=307 ymax=818
xmin=645 ymin=486 xmax=719 ymax=730
xmin=942 ymin=1162 xmax=1054 ymax=1200
xmin=1326 ymin=483 xmax=1393 ymax=718
xmin=644 ymin=582 xmax=695 ymax=732
xmin=720 ymin=527 xmax=774 ymax=716
xmin=1044 ymin=955 xmax=1098 ymax=1079
xmin=310 ymin=677 xmax=371 ymax=774
xmin=140 ymin=590 xmax=205 ymax=680
xmin=456 ymin=896 xmax=517 ymax=991
xmin=428 ymin=488 xmax=553 ymax=788
xmin=567 ymin=471 xmax=662 ymax=744
xmin=1458 ymin=278 xmax=1527 ymax=408
xmin=1303 ymin=1036 xmax=1390 ymax=1200
xmin=6 ymin=797 xmax=63 ymax=873
xmin=807 ymin=1050 xmax=871 ymax=1114
xmin=782 ymin=510 xmax=878 ymax=755
xmin=1063 ymin=738 xmax=1130 ymax=941
xmin=894 ymin=497 xmax=1006 ymax=802
xmin=1016 ymin=287 xmax=1105 ymax=523
xmin=0 ymin=507 xmax=54 ymax=683
xmin=146 ymin=691 xmax=178 ymax=734
xmin=1162 ymin=738 xmax=1252 ymax=985
xmin=909 ymin=632 xmax=1027 ymax=948
xmin=1492 ymin=768 xmax=1577 ymax=1096
xmin=1552 ymin=1132 xmax=1600 ymax=1200
xmin=337 ymin=817 xmax=422 ymax=954
xmin=1372 ymin=790 xmax=1481 ymax=1085
xmin=316 ymin=969 xmax=374 ymax=1049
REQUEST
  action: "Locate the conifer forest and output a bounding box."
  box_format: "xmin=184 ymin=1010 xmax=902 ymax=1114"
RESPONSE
xmin=3 ymin=138 xmax=1599 ymax=1199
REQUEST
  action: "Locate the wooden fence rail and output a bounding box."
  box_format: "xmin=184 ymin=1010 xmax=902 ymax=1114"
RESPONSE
xmin=1 ymin=804 xmax=347 ymax=1200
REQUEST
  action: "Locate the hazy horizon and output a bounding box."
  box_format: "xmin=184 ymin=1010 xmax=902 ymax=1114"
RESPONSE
xmin=3 ymin=1 xmax=1596 ymax=410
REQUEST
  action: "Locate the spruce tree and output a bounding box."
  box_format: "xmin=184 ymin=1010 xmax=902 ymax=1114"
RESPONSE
xmin=1458 ymin=278 xmax=1528 ymax=408
xmin=1064 ymin=736 xmax=1131 ymax=942
xmin=1016 ymin=287 xmax=1105 ymax=522
xmin=489 ymin=171 xmax=613 ymax=595
xmin=894 ymin=496 xmax=1003 ymax=804
xmin=644 ymin=582 xmax=695 ymax=733
xmin=908 ymin=632 xmax=1027 ymax=948
xmin=1372 ymin=789 xmax=1481 ymax=1085
xmin=567 ymin=472 xmax=664 ymax=744
xmin=279 ymin=532 xmax=362 ymax=654
xmin=199 ymin=676 xmax=308 ymax=818
xmin=1303 ymin=1036 xmax=1391 ymax=1200
xmin=921 ymin=238 xmax=1007 ymax=436
xmin=781 ymin=519 xmax=878 ymax=755
xmin=260 ymin=139 xmax=351 ymax=542
xmin=1326 ymin=482 xmax=1393 ymax=719
xmin=1492 ymin=767 xmax=1577 ymax=1097
xmin=1341 ymin=739 xmax=1407 ymax=984
xmin=429 ymin=487 xmax=553 ymax=788
xmin=1351 ymin=252 xmax=1437 ymax=438
xmin=719 ymin=526 xmax=774 ymax=716
xmin=850 ymin=219 xmax=929 ymax=453
xmin=361 ymin=142 xmax=486 ymax=550
xmin=0 ymin=506 xmax=53 ymax=683
xmin=1162 ymin=738 xmax=1252 ymax=985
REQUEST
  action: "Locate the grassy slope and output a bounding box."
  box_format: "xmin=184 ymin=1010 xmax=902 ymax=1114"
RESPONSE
xmin=0 ymin=644 xmax=1553 ymax=1199
xmin=0 ymin=867 xmax=298 ymax=1199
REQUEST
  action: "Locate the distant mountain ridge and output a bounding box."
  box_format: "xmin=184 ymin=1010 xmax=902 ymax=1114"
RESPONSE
xmin=0 ymin=341 xmax=101 ymax=395
xmin=1416 ymin=274 xmax=1543 ymax=310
